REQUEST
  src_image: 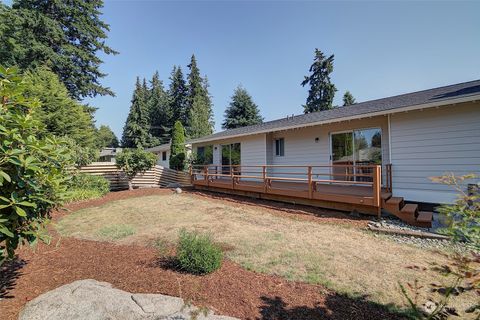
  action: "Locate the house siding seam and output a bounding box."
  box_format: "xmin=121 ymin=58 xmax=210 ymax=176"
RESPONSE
xmin=390 ymin=102 xmax=480 ymax=204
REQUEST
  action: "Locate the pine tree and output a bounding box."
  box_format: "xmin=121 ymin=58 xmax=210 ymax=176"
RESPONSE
xmin=148 ymin=71 xmax=170 ymax=144
xmin=168 ymin=66 xmax=188 ymax=128
xmin=121 ymin=77 xmax=150 ymax=148
xmin=0 ymin=0 xmax=118 ymax=99
xmin=222 ymin=86 xmax=263 ymax=129
xmin=186 ymin=55 xmax=214 ymax=138
xmin=343 ymin=91 xmax=356 ymax=106
xmin=301 ymin=49 xmax=337 ymax=113
xmin=169 ymin=121 xmax=186 ymax=171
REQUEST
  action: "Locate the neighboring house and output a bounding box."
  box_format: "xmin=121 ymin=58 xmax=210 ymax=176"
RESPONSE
xmin=98 ymin=147 xmax=122 ymax=163
xmin=146 ymin=143 xmax=192 ymax=169
xmin=188 ymin=80 xmax=480 ymax=226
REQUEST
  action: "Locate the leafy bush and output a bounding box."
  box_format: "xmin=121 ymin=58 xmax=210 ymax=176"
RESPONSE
xmin=0 ymin=66 xmax=73 ymax=260
xmin=177 ymin=229 xmax=223 ymax=274
xmin=116 ymin=148 xmax=157 ymax=190
xmin=66 ymin=173 xmax=110 ymax=202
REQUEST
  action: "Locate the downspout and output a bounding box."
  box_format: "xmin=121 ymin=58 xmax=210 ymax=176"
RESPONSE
xmin=387 ymin=114 xmax=392 ymax=164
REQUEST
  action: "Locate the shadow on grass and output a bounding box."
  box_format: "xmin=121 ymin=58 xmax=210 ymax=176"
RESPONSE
xmin=258 ymin=294 xmax=410 ymax=320
xmin=0 ymin=257 xmax=26 ymax=299
xmin=189 ymin=189 xmax=370 ymax=223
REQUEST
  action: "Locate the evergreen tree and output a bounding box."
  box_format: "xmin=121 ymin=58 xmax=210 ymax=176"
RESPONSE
xmin=343 ymin=91 xmax=356 ymax=106
xmin=148 ymin=71 xmax=170 ymax=144
xmin=121 ymin=77 xmax=150 ymax=148
xmin=301 ymin=49 xmax=337 ymax=113
xmin=0 ymin=0 xmax=118 ymax=99
xmin=222 ymin=86 xmax=263 ymax=129
xmin=168 ymin=66 xmax=188 ymax=128
xmin=169 ymin=121 xmax=186 ymax=171
xmin=96 ymin=125 xmax=119 ymax=149
xmin=24 ymin=66 xmax=96 ymax=149
xmin=186 ymin=55 xmax=214 ymax=138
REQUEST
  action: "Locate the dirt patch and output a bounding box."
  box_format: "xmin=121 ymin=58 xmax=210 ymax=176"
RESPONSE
xmin=189 ymin=189 xmax=370 ymax=228
xmin=0 ymin=238 xmax=405 ymax=320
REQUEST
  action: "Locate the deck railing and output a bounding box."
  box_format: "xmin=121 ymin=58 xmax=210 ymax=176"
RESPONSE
xmin=190 ymin=164 xmax=390 ymax=213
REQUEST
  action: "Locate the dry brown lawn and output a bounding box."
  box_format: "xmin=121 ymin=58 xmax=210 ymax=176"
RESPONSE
xmin=56 ymin=193 xmax=473 ymax=312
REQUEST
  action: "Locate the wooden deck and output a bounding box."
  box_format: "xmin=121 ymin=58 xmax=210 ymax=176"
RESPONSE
xmin=190 ymin=164 xmax=433 ymax=227
xmin=191 ymin=164 xmax=387 ymax=216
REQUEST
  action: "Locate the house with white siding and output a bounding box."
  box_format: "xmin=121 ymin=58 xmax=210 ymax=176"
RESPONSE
xmin=146 ymin=143 xmax=192 ymax=168
xmin=187 ymin=80 xmax=480 ymax=227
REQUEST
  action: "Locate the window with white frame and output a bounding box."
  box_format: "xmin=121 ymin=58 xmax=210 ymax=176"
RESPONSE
xmin=275 ymin=138 xmax=285 ymax=156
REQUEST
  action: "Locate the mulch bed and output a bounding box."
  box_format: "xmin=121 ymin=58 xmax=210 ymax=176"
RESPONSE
xmin=0 ymin=189 xmax=403 ymax=320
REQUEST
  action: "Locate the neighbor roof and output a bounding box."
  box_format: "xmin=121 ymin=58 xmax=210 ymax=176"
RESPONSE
xmin=190 ymin=79 xmax=480 ymax=144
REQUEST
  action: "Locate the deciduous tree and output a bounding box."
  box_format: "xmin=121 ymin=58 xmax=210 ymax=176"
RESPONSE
xmin=115 ymin=149 xmax=157 ymax=190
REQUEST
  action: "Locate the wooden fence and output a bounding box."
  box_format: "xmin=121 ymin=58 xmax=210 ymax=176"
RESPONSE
xmin=78 ymin=162 xmax=191 ymax=191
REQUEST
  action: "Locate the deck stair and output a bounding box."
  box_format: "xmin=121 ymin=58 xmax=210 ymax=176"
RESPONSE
xmin=382 ymin=193 xmax=433 ymax=228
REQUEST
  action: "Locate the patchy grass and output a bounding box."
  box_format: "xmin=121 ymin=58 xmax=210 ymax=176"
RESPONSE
xmin=57 ymin=193 xmax=474 ymax=311
xmin=96 ymin=224 xmax=135 ymax=240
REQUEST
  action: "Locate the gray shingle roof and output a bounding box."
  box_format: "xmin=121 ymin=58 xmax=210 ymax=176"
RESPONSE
xmin=190 ymin=79 xmax=480 ymax=144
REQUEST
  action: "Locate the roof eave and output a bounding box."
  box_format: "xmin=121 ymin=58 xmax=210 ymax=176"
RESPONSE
xmin=190 ymin=94 xmax=480 ymax=145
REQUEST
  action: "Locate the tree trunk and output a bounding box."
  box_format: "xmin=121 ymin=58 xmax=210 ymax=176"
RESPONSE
xmin=128 ymin=179 xmax=133 ymax=191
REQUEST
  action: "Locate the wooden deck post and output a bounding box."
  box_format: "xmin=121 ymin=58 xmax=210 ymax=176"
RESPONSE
xmin=308 ymin=166 xmax=313 ymax=199
xmin=205 ymin=166 xmax=209 ymax=187
xmin=231 ymin=165 xmax=235 ymax=190
xmin=262 ymin=165 xmax=267 ymax=193
xmin=373 ymin=165 xmax=382 ymax=218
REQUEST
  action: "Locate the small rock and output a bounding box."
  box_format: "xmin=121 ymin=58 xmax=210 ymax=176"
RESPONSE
xmin=175 ymin=187 xmax=182 ymax=194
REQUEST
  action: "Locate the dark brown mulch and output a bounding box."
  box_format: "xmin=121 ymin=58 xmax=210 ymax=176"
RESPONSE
xmin=0 ymin=189 xmax=403 ymax=320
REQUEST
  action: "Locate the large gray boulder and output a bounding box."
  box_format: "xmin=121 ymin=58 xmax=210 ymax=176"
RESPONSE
xmin=19 ymin=279 xmax=238 ymax=320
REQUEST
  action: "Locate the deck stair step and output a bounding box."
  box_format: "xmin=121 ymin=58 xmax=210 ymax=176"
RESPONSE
xmin=401 ymin=203 xmax=418 ymax=217
xmin=417 ymin=211 xmax=433 ymax=224
xmin=385 ymin=197 xmax=404 ymax=212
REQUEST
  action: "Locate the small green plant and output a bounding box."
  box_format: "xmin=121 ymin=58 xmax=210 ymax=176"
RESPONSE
xmin=97 ymin=224 xmax=135 ymax=240
xmin=115 ymin=148 xmax=157 ymax=190
xmin=177 ymin=229 xmax=223 ymax=274
xmin=66 ymin=173 xmax=110 ymax=202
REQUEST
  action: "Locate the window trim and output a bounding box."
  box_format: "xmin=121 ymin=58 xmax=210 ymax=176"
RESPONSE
xmin=275 ymin=138 xmax=285 ymax=157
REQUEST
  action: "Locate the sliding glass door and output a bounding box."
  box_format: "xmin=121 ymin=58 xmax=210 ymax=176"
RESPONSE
xmin=221 ymin=143 xmax=241 ymax=174
xmin=330 ymin=128 xmax=382 ymax=181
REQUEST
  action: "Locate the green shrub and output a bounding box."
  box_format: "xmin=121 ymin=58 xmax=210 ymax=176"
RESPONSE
xmin=177 ymin=229 xmax=223 ymax=274
xmin=0 ymin=66 xmax=73 ymax=260
xmin=66 ymin=173 xmax=110 ymax=202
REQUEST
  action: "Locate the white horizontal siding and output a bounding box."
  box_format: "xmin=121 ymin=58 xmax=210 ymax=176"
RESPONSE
xmin=267 ymin=116 xmax=390 ymax=179
xmin=390 ymin=102 xmax=480 ymax=204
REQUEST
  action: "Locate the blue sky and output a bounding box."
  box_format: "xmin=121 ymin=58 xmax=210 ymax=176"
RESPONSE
xmin=7 ymin=1 xmax=480 ymax=138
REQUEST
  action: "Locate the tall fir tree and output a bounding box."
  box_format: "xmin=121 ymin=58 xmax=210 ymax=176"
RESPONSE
xmin=168 ymin=66 xmax=188 ymax=129
xmin=343 ymin=90 xmax=356 ymax=106
xmin=222 ymin=86 xmax=263 ymax=129
xmin=186 ymin=55 xmax=214 ymax=138
xmin=301 ymin=49 xmax=337 ymax=113
xmin=0 ymin=0 xmax=118 ymax=99
xmin=188 ymin=77 xmax=214 ymax=138
xmin=121 ymin=77 xmax=150 ymax=148
xmin=24 ymin=66 xmax=96 ymax=149
xmin=148 ymin=71 xmax=171 ymax=144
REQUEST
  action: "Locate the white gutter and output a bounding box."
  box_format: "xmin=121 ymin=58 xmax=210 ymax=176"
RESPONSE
xmin=190 ymin=94 xmax=480 ymax=144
